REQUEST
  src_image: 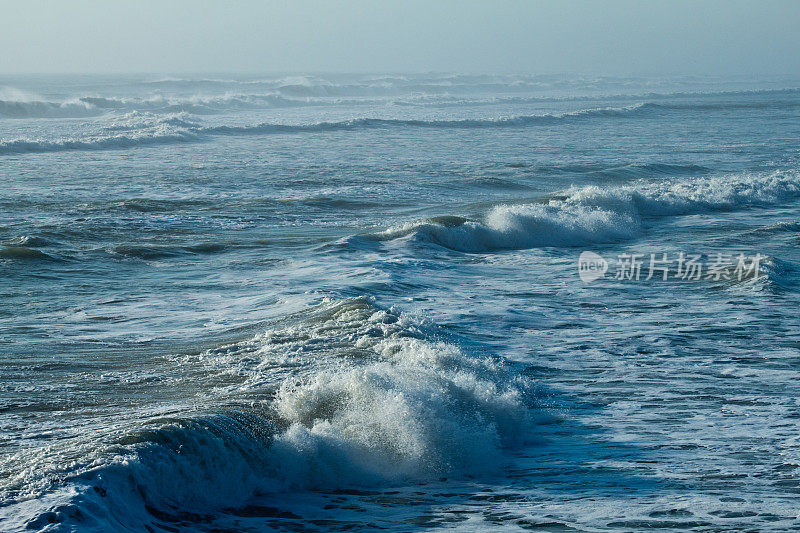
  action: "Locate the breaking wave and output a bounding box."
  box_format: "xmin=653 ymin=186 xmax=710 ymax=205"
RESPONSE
xmin=364 ymin=171 xmax=800 ymax=252
xmin=1 ymin=298 xmax=536 ymax=532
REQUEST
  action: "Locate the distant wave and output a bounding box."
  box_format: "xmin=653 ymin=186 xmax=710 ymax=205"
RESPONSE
xmin=0 ymin=131 xmax=198 ymax=154
xmin=391 ymin=89 xmax=800 ymax=109
xmin=135 ymin=74 xmax=800 ymax=98
xmin=207 ymin=103 xmax=657 ymax=134
xmin=359 ymin=171 xmax=800 ymax=253
xmin=0 ymin=98 xmax=105 ymax=118
xmin=0 ymin=93 xmax=342 ymax=119
xmin=2 ymin=83 xmax=797 ymax=119
xmin=4 ymin=92 xmax=799 ymax=154
xmin=621 ymin=100 xmax=800 ymax=112
xmin=0 ymin=94 xmax=787 ymax=119
xmin=0 ymin=104 xmax=655 ymax=155
xmin=134 ymin=74 xmax=591 ymax=97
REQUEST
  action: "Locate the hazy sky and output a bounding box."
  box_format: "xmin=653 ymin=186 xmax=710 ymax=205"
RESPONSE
xmin=2 ymin=0 xmax=799 ymax=75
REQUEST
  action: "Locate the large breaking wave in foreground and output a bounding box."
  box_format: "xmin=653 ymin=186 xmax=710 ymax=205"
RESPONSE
xmin=3 ymin=298 xmax=537 ymax=531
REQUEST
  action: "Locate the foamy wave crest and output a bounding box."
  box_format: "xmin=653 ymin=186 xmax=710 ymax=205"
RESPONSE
xmin=368 ymin=171 xmax=800 ymax=252
xmin=1 ymin=298 xmax=536 ymax=531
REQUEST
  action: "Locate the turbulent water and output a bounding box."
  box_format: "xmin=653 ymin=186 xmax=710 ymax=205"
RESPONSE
xmin=2 ymin=73 xmax=800 ymax=531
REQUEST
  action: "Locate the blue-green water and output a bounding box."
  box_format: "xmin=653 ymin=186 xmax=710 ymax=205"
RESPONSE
xmin=2 ymin=74 xmax=800 ymax=531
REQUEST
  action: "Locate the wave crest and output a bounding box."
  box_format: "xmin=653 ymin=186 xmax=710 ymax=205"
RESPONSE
xmin=3 ymin=298 xmax=536 ymax=531
xmin=366 ymin=171 xmax=800 ymax=253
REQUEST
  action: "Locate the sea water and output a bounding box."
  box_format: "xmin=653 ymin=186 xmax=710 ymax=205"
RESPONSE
xmin=2 ymin=73 xmax=800 ymax=530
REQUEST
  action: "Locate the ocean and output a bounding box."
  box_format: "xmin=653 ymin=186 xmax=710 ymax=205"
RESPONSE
xmin=2 ymin=73 xmax=800 ymax=531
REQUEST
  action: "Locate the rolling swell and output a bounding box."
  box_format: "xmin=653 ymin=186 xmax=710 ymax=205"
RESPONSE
xmin=2 ymin=297 xmax=536 ymax=532
xmin=0 ymin=104 xmax=657 ymax=155
xmin=364 ymin=171 xmax=800 ymax=252
xmin=6 ymin=99 xmax=795 ymax=155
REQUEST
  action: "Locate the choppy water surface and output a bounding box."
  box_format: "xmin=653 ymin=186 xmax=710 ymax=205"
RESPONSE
xmin=2 ymin=74 xmax=800 ymax=531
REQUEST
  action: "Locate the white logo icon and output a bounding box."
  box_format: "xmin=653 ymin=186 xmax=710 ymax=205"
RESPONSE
xmin=578 ymin=251 xmax=608 ymax=283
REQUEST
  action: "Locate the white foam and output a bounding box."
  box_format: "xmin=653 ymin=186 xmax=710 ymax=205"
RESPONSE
xmin=1 ymin=298 xmax=536 ymax=531
xmin=375 ymin=171 xmax=800 ymax=252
